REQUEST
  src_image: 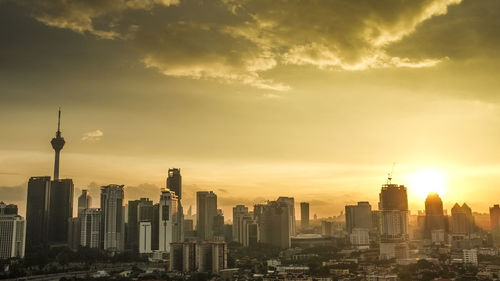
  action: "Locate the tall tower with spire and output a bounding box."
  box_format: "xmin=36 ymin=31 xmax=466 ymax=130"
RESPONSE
xmin=50 ymin=108 xmax=65 ymax=180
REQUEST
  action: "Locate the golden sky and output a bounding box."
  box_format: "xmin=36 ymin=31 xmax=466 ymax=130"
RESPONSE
xmin=1 ymin=0 xmax=500 ymax=219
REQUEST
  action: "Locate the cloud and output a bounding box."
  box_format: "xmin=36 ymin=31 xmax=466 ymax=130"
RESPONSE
xmin=82 ymin=129 xmax=104 ymax=142
xmin=15 ymin=0 xmax=463 ymax=89
xmin=0 ymin=184 xmax=26 ymax=203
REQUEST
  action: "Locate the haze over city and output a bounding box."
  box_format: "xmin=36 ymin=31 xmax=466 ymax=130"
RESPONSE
xmin=2 ymin=0 xmax=500 ymax=219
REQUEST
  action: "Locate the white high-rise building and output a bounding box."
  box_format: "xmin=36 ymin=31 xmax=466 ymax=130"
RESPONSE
xmin=100 ymin=184 xmax=125 ymax=252
xmin=159 ymin=188 xmax=179 ymax=252
xmin=80 ymin=208 xmax=101 ymax=248
xmin=139 ymin=222 xmax=152 ymax=253
xmin=0 ymin=214 xmax=25 ymax=259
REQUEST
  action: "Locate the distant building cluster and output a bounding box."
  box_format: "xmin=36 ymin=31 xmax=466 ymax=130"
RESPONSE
xmin=5 ymin=110 xmax=500 ymax=280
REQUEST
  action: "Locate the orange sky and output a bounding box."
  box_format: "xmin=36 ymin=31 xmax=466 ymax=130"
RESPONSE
xmin=1 ymin=0 xmax=500 ymax=220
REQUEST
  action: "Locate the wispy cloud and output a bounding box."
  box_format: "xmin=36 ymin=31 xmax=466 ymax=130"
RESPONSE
xmin=82 ymin=129 xmax=104 ymax=142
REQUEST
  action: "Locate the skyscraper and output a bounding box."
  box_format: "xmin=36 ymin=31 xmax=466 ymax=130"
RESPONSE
xmin=300 ymin=202 xmax=310 ymax=229
xmin=256 ymin=201 xmax=290 ymax=248
xmin=166 ymin=168 xmax=184 ymax=242
xmin=232 ymin=205 xmax=249 ymax=244
xmin=127 ymin=198 xmax=153 ymax=251
xmin=0 ymin=212 xmax=25 ymax=259
xmin=451 ymin=203 xmax=474 ymax=234
xmin=50 ymin=108 xmax=65 ymax=181
xmin=378 ymin=178 xmax=409 ymax=260
xmin=213 ymin=209 xmax=225 ymax=239
xmin=78 ymin=190 xmax=92 ymax=216
xmin=345 ymin=201 xmax=372 ymax=233
xmin=80 ymin=208 xmax=101 ymax=248
xmin=490 ymin=204 xmax=500 ymax=246
xmin=100 ymin=184 xmax=125 ymax=252
xmin=277 ymin=197 xmax=296 ymax=236
xmin=159 ymin=188 xmax=180 ymax=252
xmin=424 ymin=193 xmax=446 ymax=240
xmin=48 ymin=178 xmax=74 ymax=245
xmin=196 ymin=191 xmax=218 ymax=241
xmin=25 ymin=176 xmax=51 ymax=251
xmin=167 ymin=168 xmax=182 ymax=199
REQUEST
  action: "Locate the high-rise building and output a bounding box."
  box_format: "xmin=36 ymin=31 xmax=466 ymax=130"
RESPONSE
xmin=139 ymin=221 xmax=152 ymax=253
xmin=159 ymin=188 xmax=180 ymax=252
xmin=424 ymin=193 xmax=446 ymax=240
xmin=345 ymin=201 xmax=372 ymax=233
xmin=68 ymin=217 xmax=80 ymax=250
xmin=277 ymin=197 xmax=296 ymax=236
xmin=100 ymin=184 xmax=125 ymax=252
xmin=300 ymin=202 xmax=310 ymax=229
xmin=232 ymin=205 xmax=249 ymax=243
xmin=379 ymin=182 xmax=408 ymax=239
xmin=490 ymin=204 xmax=500 ymax=230
xmin=78 ymin=190 xmax=92 ymax=216
xmin=167 ymin=168 xmax=182 ymax=199
xmin=490 ymin=205 xmax=500 ymax=246
xmin=378 ymin=178 xmax=409 ymax=260
xmin=0 ymin=202 xmax=18 ymax=215
xmin=171 ymin=241 xmax=227 ymax=274
xmin=152 ymin=203 xmax=160 ymax=251
xmin=25 ymin=176 xmax=51 ymax=251
xmin=166 ymin=168 xmax=184 ymax=242
xmin=255 ymin=201 xmax=290 ymax=248
xmin=451 ymin=203 xmax=474 ymax=235
xmin=0 ymin=213 xmax=25 ymax=259
xmin=170 ymin=241 xmax=197 ymax=272
xmin=196 ymin=191 xmax=218 ymax=241
xmin=127 ymin=198 xmax=153 ymax=251
xmin=50 ymin=109 xmax=65 ymax=181
xmin=80 ymin=208 xmax=101 ymax=248
xmin=48 ymin=178 xmax=74 ymax=245
xmin=213 ymin=209 xmax=225 ymax=238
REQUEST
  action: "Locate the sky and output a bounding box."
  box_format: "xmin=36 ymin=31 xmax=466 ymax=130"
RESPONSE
xmin=1 ymin=0 xmax=500 ymax=220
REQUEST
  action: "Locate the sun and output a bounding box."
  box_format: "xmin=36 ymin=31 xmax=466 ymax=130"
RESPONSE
xmin=407 ymin=169 xmax=448 ymax=199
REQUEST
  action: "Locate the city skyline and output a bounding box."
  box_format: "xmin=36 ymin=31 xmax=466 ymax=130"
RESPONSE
xmin=2 ymin=0 xmax=500 ymax=219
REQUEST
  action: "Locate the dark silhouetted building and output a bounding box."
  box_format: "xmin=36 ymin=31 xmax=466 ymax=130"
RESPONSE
xmin=78 ymin=190 xmax=92 ymax=216
xmin=490 ymin=205 xmax=500 ymax=246
xmin=80 ymin=208 xmax=101 ymax=248
xmin=300 ymin=202 xmax=310 ymax=228
xmin=255 ymin=201 xmax=290 ymax=248
xmin=0 ymin=202 xmax=18 ymax=215
xmin=167 ymin=168 xmax=182 ymax=199
xmin=48 ymin=178 xmax=74 ymax=245
xmin=424 ymin=193 xmax=446 ymax=240
xmin=451 ymin=203 xmax=474 ymax=234
xmin=277 ymin=197 xmax=296 ymax=236
xmin=127 ymin=198 xmax=153 ymax=251
xmin=345 ymin=201 xmax=372 ymax=233
xmin=213 ymin=209 xmax=225 ymax=238
xmin=25 ymin=176 xmax=51 ymax=251
xmin=378 ymin=178 xmax=409 ymax=260
xmin=197 ymin=191 xmax=217 ymax=241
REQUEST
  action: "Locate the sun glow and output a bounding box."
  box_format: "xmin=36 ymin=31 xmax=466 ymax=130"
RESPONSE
xmin=408 ymin=169 xmax=448 ymax=199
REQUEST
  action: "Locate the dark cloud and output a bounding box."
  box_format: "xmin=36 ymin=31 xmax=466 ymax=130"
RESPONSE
xmin=8 ymin=0 xmax=464 ymax=90
xmin=0 ymin=184 xmax=27 ymax=203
